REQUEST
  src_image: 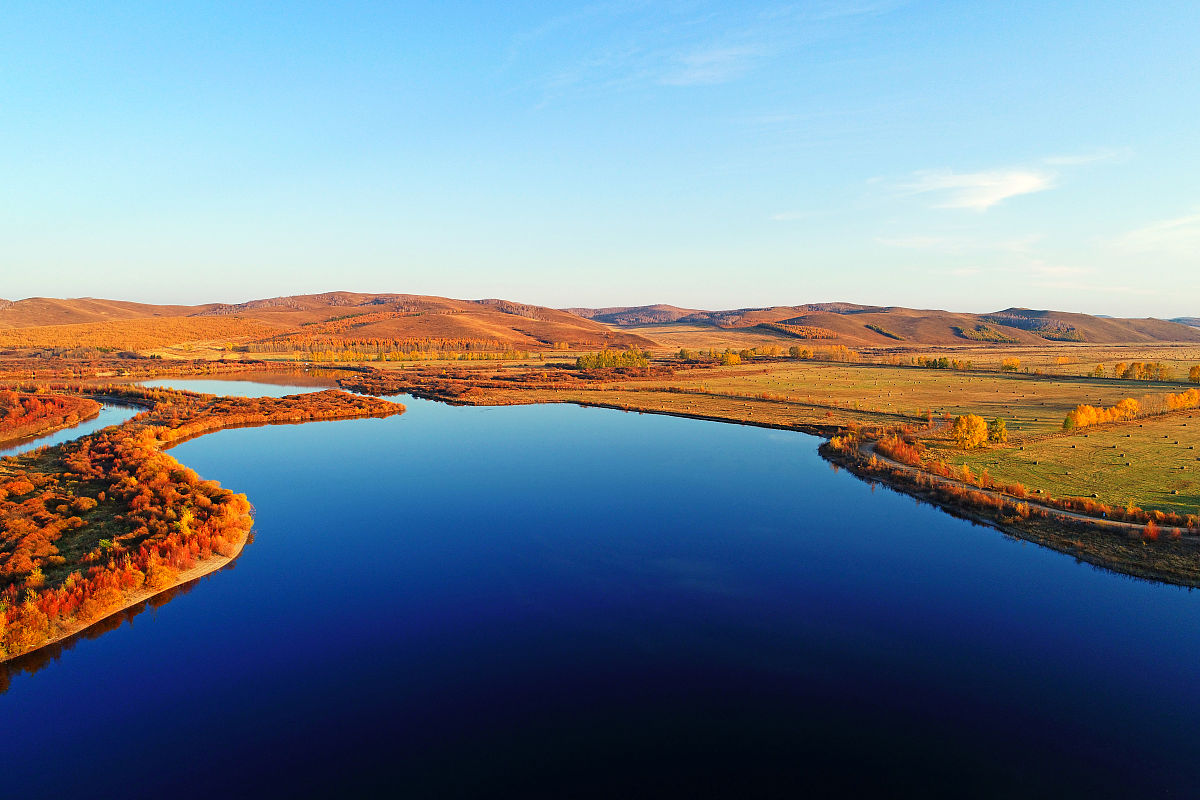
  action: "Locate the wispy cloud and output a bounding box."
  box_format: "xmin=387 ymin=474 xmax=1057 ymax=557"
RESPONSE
xmin=898 ymin=168 xmax=1056 ymax=210
xmin=508 ymin=2 xmax=905 ymax=102
xmin=887 ymin=149 xmax=1121 ymax=212
xmin=1116 ymin=211 xmax=1200 ymax=256
xmin=660 ymin=45 xmax=762 ymax=86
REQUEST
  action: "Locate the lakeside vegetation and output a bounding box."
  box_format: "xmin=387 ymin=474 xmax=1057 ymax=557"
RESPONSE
xmin=0 ymin=391 xmax=100 ymax=444
xmin=0 ymin=386 xmax=404 ymax=660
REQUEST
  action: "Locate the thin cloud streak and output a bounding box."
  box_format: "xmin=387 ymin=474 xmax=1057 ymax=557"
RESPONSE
xmin=898 ymin=168 xmax=1056 ymax=210
xmin=660 ymin=45 xmax=763 ymax=86
xmin=509 ymin=1 xmax=906 ymax=102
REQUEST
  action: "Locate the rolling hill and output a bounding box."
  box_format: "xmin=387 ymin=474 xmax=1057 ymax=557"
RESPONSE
xmin=3 ymin=292 xmax=1197 ymax=353
xmin=0 ymin=297 xmax=212 ymax=328
xmin=565 ymin=303 xmax=1200 ymax=346
xmin=0 ymin=293 xmax=653 ymax=352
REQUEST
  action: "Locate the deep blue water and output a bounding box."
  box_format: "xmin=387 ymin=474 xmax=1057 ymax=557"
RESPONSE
xmin=4 ymin=379 xmax=1200 ymax=798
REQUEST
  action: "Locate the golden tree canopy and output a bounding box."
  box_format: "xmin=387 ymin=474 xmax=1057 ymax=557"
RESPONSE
xmin=952 ymin=414 xmax=988 ymax=449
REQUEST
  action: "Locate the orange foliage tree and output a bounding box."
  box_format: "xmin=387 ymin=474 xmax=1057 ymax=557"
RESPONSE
xmin=1063 ymin=398 xmax=1140 ymax=430
xmin=951 ymin=414 xmax=988 ymax=449
xmin=0 ymin=391 xmax=100 ymax=442
xmin=1166 ymin=388 xmax=1200 ymax=411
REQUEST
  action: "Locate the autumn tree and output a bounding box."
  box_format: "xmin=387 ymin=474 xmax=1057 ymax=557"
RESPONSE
xmin=1166 ymin=388 xmax=1200 ymax=411
xmin=951 ymin=414 xmax=988 ymax=449
xmin=1063 ymin=398 xmax=1140 ymax=430
xmin=575 ymin=348 xmax=650 ymax=370
xmin=988 ymin=418 xmax=1008 ymax=444
xmin=4 ymin=599 xmax=50 ymax=655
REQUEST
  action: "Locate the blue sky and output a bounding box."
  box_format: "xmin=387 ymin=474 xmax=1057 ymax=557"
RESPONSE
xmin=2 ymin=1 xmax=1197 ymax=315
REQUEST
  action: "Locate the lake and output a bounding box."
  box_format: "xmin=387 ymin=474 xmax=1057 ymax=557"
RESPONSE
xmin=3 ymin=377 xmax=1199 ymax=797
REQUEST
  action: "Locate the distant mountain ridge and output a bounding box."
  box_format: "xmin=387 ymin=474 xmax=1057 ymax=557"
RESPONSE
xmin=1 ymin=294 xmax=1197 ymax=349
xmin=0 ymin=293 xmax=653 ymax=350
xmin=565 ymin=303 xmax=1200 ymax=346
xmin=565 ymin=302 xmax=883 ymax=328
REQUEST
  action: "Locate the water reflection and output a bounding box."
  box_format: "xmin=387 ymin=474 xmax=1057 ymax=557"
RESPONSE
xmin=138 ymin=369 xmax=344 ymax=397
xmin=0 ymin=548 xmax=248 ymax=694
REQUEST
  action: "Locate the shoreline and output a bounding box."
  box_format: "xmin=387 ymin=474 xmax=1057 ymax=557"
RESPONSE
xmin=579 ymin=399 xmax=1200 ymax=586
xmin=821 ymin=443 xmax=1200 ymax=588
xmin=0 ymin=386 xmax=406 ymax=665
xmin=392 ymin=389 xmax=1200 ymax=586
xmin=0 ymin=533 xmax=248 ymax=665
xmin=0 ymin=400 xmax=103 ymax=451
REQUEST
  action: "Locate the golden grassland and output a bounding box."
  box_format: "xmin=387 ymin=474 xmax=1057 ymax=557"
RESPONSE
xmin=0 ymin=316 xmax=283 ymax=351
xmin=939 ymin=412 xmax=1199 ymax=516
xmin=618 ymin=324 xmax=812 ymax=351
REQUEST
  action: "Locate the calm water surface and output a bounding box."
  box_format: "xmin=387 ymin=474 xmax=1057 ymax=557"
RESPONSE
xmin=0 ymin=403 xmax=139 ymax=458
xmin=4 ymin=378 xmax=1199 ymax=797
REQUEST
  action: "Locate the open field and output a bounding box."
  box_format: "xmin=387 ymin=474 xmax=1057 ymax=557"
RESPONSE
xmin=614 ymin=323 xmax=810 ymax=351
xmin=941 ymin=411 xmax=1200 ymax=516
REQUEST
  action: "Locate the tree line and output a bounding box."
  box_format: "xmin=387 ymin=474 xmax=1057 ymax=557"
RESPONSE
xmin=576 ymin=349 xmax=651 ymax=370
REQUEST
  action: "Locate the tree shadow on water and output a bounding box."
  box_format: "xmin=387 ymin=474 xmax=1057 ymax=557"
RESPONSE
xmin=0 ymin=553 xmax=245 ymax=695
